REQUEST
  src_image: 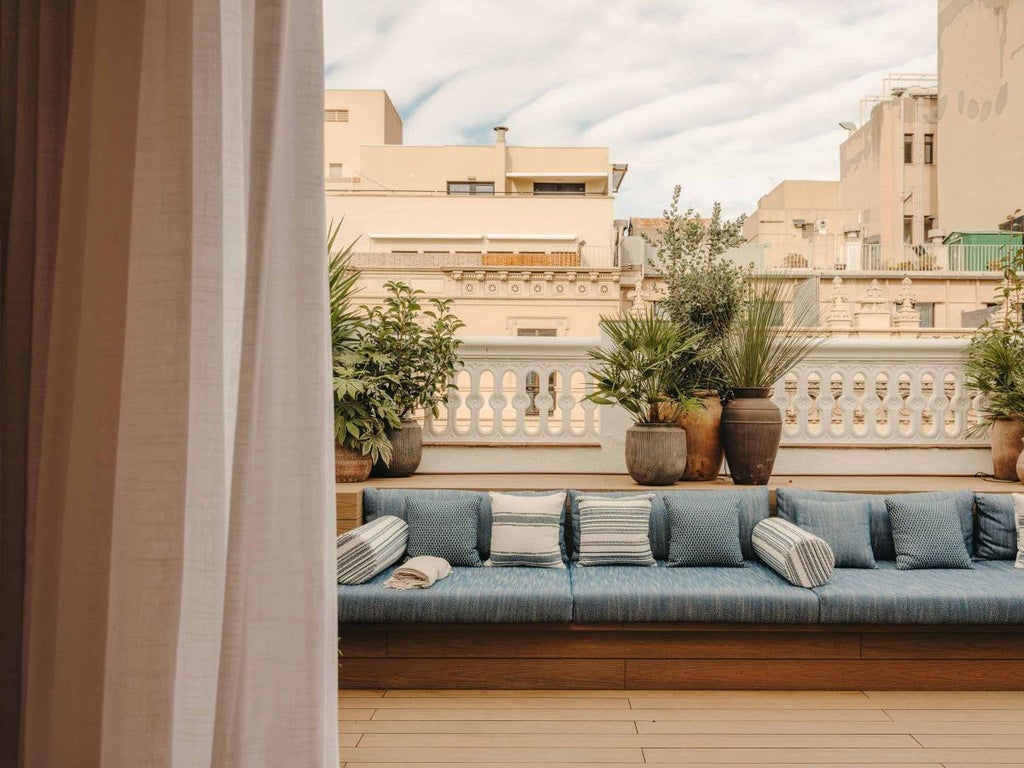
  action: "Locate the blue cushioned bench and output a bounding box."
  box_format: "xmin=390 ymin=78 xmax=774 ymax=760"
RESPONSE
xmin=338 ymin=486 xmax=1024 ymax=690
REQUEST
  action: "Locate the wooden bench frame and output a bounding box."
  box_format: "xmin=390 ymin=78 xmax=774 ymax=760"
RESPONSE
xmin=339 ymin=622 xmax=1024 ymax=690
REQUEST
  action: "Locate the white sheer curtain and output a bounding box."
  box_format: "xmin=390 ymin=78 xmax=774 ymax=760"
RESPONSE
xmin=3 ymin=1 xmax=337 ymax=765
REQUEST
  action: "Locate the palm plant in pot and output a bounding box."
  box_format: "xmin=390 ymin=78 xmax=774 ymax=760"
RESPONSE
xmin=719 ymin=278 xmax=823 ymax=485
xmin=647 ymin=185 xmax=749 ymax=480
xmin=584 ymin=310 xmax=707 ymax=486
xmin=360 ymin=281 xmax=464 ymax=477
xmin=328 ymin=222 xmax=402 ymax=481
xmin=964 ymin=230 xmax=1024 ymax=481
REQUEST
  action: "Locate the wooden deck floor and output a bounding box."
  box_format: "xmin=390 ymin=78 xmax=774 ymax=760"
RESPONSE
xmin=339 ymin=689 xmax=1024 ymax=767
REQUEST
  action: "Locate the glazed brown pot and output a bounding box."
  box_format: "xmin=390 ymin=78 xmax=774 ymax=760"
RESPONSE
xmin=335 ymin=441 xmax=372 ymax=483
xmin=991 ymin=417 xmax=1024 ymax=481
xmin=675 ymin=392 xmax=724 ymax=481
xmin=721 ymin=387 xmax=783 ymax=486
xmin=1017 ymin=437 xmax=1024 ymax=485
xmin=372 ymin=418 xmax=423 ymax=478
xmin=624 ymin=423 xmax=687 ymax=486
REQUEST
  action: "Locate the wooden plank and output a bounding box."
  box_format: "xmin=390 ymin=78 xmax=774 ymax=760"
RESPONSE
xmin=384 ymin=627 xmax=860 ymax=660
xmin=357 ymin=732 xmax=919 ymax=749
xmin=862 ymin=631 xmax=1024 ymax=660
xmin=637 ymin=720 xmax=1024 ymax=735
xmin=886 ymin=708 xmax=1024 ymax=722
xmin=336 ymin=489 xmax=362 ymax=534
xmin=863 ymin=690 xmax=1024 ymax=707
xmin=339 ymin=747 xmax=644 ymax=763
xmin=642 ymin=748 xmax=1023 ymax=764
xmin=627 ymin=691 xmax=874 ymax=708
xmin=368 ymin=706 xmax=893 ymax=722
xmin=626 ymin=660 xmax=1024 ymax=690
xmin=340 ymin=659 xmax=625 ymax=690
xmin=339 ymin=626 xmax=386 ymax=658
xmin=339 ymin=720 xmax=640 ymax=734
xmin=339 ymin=695 xmax=630 ymax=709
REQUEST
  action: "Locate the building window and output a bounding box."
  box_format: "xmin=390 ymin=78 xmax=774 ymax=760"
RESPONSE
xmin=903 ymin=216 xmax=914 ymax=244
xmin=324 ymin=109 xmax=349 ymax=122
xmin=447 ymin=181 xmax=495 ymax=195
xmin=903 ymin=133 xmax=914 ymax=164
xmin=916 ymin=302 xmax=935 ymax=328
xmin=328 ymin=163 xmax=344 ymax=178
xmin=533 ymin=182 xmax=586 ymax=196
xmin=923 ymin=216 xmax=936 ymax=239
xmin=923 ymin=133 xmax=935 ymax=164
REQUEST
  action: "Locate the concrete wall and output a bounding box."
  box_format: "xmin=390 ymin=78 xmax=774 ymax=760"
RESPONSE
xmin=938 ymin=0 xmax=1024 ymax=231
xmin=840 ymin=94 xmax=938 ymax=246
xmin=324 ymin=90 xmax=401 ymax=183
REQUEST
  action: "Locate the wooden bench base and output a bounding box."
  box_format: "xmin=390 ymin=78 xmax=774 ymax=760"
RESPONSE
xmin=339 ymin=623 xmax=1024 ymax=690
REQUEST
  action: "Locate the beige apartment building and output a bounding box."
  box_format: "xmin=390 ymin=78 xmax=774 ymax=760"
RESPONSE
xmin=938 ymin=0 xmax=1024 ymax=232
xmin=325 ymin=89 xmax=627 ymax=337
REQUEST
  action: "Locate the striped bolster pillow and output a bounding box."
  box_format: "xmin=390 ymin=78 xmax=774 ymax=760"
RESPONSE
xmin=752 ymin=518 xmax=835 ymax=588
xmin=337 ymin=515 xmax=409 ymax=585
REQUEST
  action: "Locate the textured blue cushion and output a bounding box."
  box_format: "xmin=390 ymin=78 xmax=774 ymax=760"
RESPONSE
xmin=364 ymin=488 xmax=568 ymax=561
xmin=886 ymin=495 xmax=973 ymax=570
xmin=813 ymin=560 xmax=1024 ymax=624
xmin=568 ymin=488 xmax=769 ymax=561
xmin=666 ymin=495 xmax=743 ymax=567
xmin=570 ymin=561 xmax=819 ymax=623
xmin=790 ymin=498 xmax=876 ymax=568
xmin=338 ymin=565 xmax=573 ymax=623
xmin=776 ymin=489 xmax=974 ymax=562
xmin=405 ymin=494 xmax=482 ymax=566
xmin=976 ymin=493 xmax=1018 ymax=560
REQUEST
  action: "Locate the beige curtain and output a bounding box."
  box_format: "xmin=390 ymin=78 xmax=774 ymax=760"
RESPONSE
xmin=2 ymin=1 xmax=337 ymax=766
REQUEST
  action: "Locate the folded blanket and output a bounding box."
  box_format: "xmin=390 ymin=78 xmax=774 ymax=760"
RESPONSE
xmin=384 ymin=556 xmax=452 ymax=590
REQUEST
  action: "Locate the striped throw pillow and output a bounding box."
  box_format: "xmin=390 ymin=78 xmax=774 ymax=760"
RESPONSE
xmin=576 ymin=495 xmax=656 ymax=566
xmin=487 ymin=492 xmax=566 ymax=568
xmin=752 ymin=517 xmax=834 ymax=588
xmin=337 ymin=515 xmax=408 ymax=585
xmin=1016 ymin=494 xmax=1024 ymax=569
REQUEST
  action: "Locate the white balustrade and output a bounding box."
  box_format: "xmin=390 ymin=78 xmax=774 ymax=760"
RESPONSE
xmin=424 ymin=337 xmax=602 ymax=444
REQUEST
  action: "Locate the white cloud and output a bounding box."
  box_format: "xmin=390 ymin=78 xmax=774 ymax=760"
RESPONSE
xmin=324 ymin=0 xmax=937 ymax=218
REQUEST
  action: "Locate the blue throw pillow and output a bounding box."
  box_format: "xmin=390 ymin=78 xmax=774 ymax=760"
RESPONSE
xmin=885 ymin=495 xmax=973 ymax=570
xmin=406 ymin=495 xmax=482 ymax=566
xmin=975 ymin=493 xmax=1018 ymax=560
xmin=791 ymin=498 xmax=876 ymax=568
xmin=666 ymin=495 xmax=744 ymax=566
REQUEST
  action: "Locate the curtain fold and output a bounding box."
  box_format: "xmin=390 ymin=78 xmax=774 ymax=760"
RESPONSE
xmin=3 ymin=1 xmax=336 ymax=765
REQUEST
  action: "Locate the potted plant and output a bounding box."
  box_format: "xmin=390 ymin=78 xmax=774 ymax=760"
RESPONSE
xmin=719 ymin=278 xmax=823 ymax=485
xmin=361 ymin=281 xmax=464 ymax=477
xmin=584 ymin=310 xmax=707 ymax=485
xmin=646 ymin=186 xmax=749 ymax=480
xmin=328 ymin=222 xmax=402 ymax=481
xmin=964 ymin=228 xmax=1024 ymax=481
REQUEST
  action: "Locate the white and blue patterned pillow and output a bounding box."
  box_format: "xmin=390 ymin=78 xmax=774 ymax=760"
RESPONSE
xmin=885 ymin=495 xmax=973 ymax=570
xmin=487 ymin=492 xmax=566 ymax=569
xmin=576 ymin=495 xmax=656 ymax=566
xmin=791 ymin=498 xmax=876 ymax=568
xmin=751 ymin=517 xmax=835 ymax=588
xmin=406 ymin=495 xmax=482 ymax=566
xmin=336 ymin=515 xmax=408 ymax=585
xmin=666 ymin=495 xmax=744 ymax=566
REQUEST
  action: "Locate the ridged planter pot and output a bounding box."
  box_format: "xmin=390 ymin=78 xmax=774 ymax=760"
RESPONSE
xmin=721 ymin=387 xmax=783 ymax=486
xmin=991 ymin=417 xmax=1024 ymax=481
xmin=675 ymin=392 xmax=724 ymax=481
xmin=624 ymin=424 xmax=687 ymax=486
xmin=335 ymin=441 xmax=372 ymax=483
xmin=372 ymin=418 xmax=423 ymax=478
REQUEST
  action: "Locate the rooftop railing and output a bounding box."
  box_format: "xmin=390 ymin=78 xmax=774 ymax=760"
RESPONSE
xmin=349 ymin=245 xmax=618 ymax=270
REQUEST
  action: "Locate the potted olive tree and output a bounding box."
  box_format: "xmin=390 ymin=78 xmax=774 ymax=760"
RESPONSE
xmin=585 ymin=310 xmax=706 ymax=486
xmin=719 ymin=278 xmax=823 ymax=485
xmin=361 ymin=281 xmax=464 ymax=477
xmin=646 ymin=186 xmax=749 ymax=480
xmin=329 ymin=223 xmax=402 ymax=481
xmin=964 ymin=231 xmax=1024 ymax=481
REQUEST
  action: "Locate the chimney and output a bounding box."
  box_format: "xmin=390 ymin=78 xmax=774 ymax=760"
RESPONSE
xmin=494 ymin=126 xmax=508 ymax=195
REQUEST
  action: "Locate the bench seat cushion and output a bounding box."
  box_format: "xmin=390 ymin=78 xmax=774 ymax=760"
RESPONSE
xmin=813 ymin=560 xmax=1024 ymax=624
xmin=570 ymin=562 xmax=820 ymax=623
xmin=338 ymin=565 xmax=573 ymax=623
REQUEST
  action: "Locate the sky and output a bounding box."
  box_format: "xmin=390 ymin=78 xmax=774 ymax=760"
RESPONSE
xmin=324 ymin=0 xmax=937 ymax=220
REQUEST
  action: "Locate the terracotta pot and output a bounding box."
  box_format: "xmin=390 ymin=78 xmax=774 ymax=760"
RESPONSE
xmin=675 ymin=392 xmax=724 ymax=481
xmin=372 ymin=418 xmax=423 ymax=478
xmin=624 ymin=423 xmax=687 ymax=486
xmin=991 ymin=417 xmax=1024 ymax=481
xmin=721 ymin=387 xmax=782 ymax=486
xmin=1017 ymin=437 xmax=1024 ymax=485
xmin=335 ymin=441 xmax=372 ymax=483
